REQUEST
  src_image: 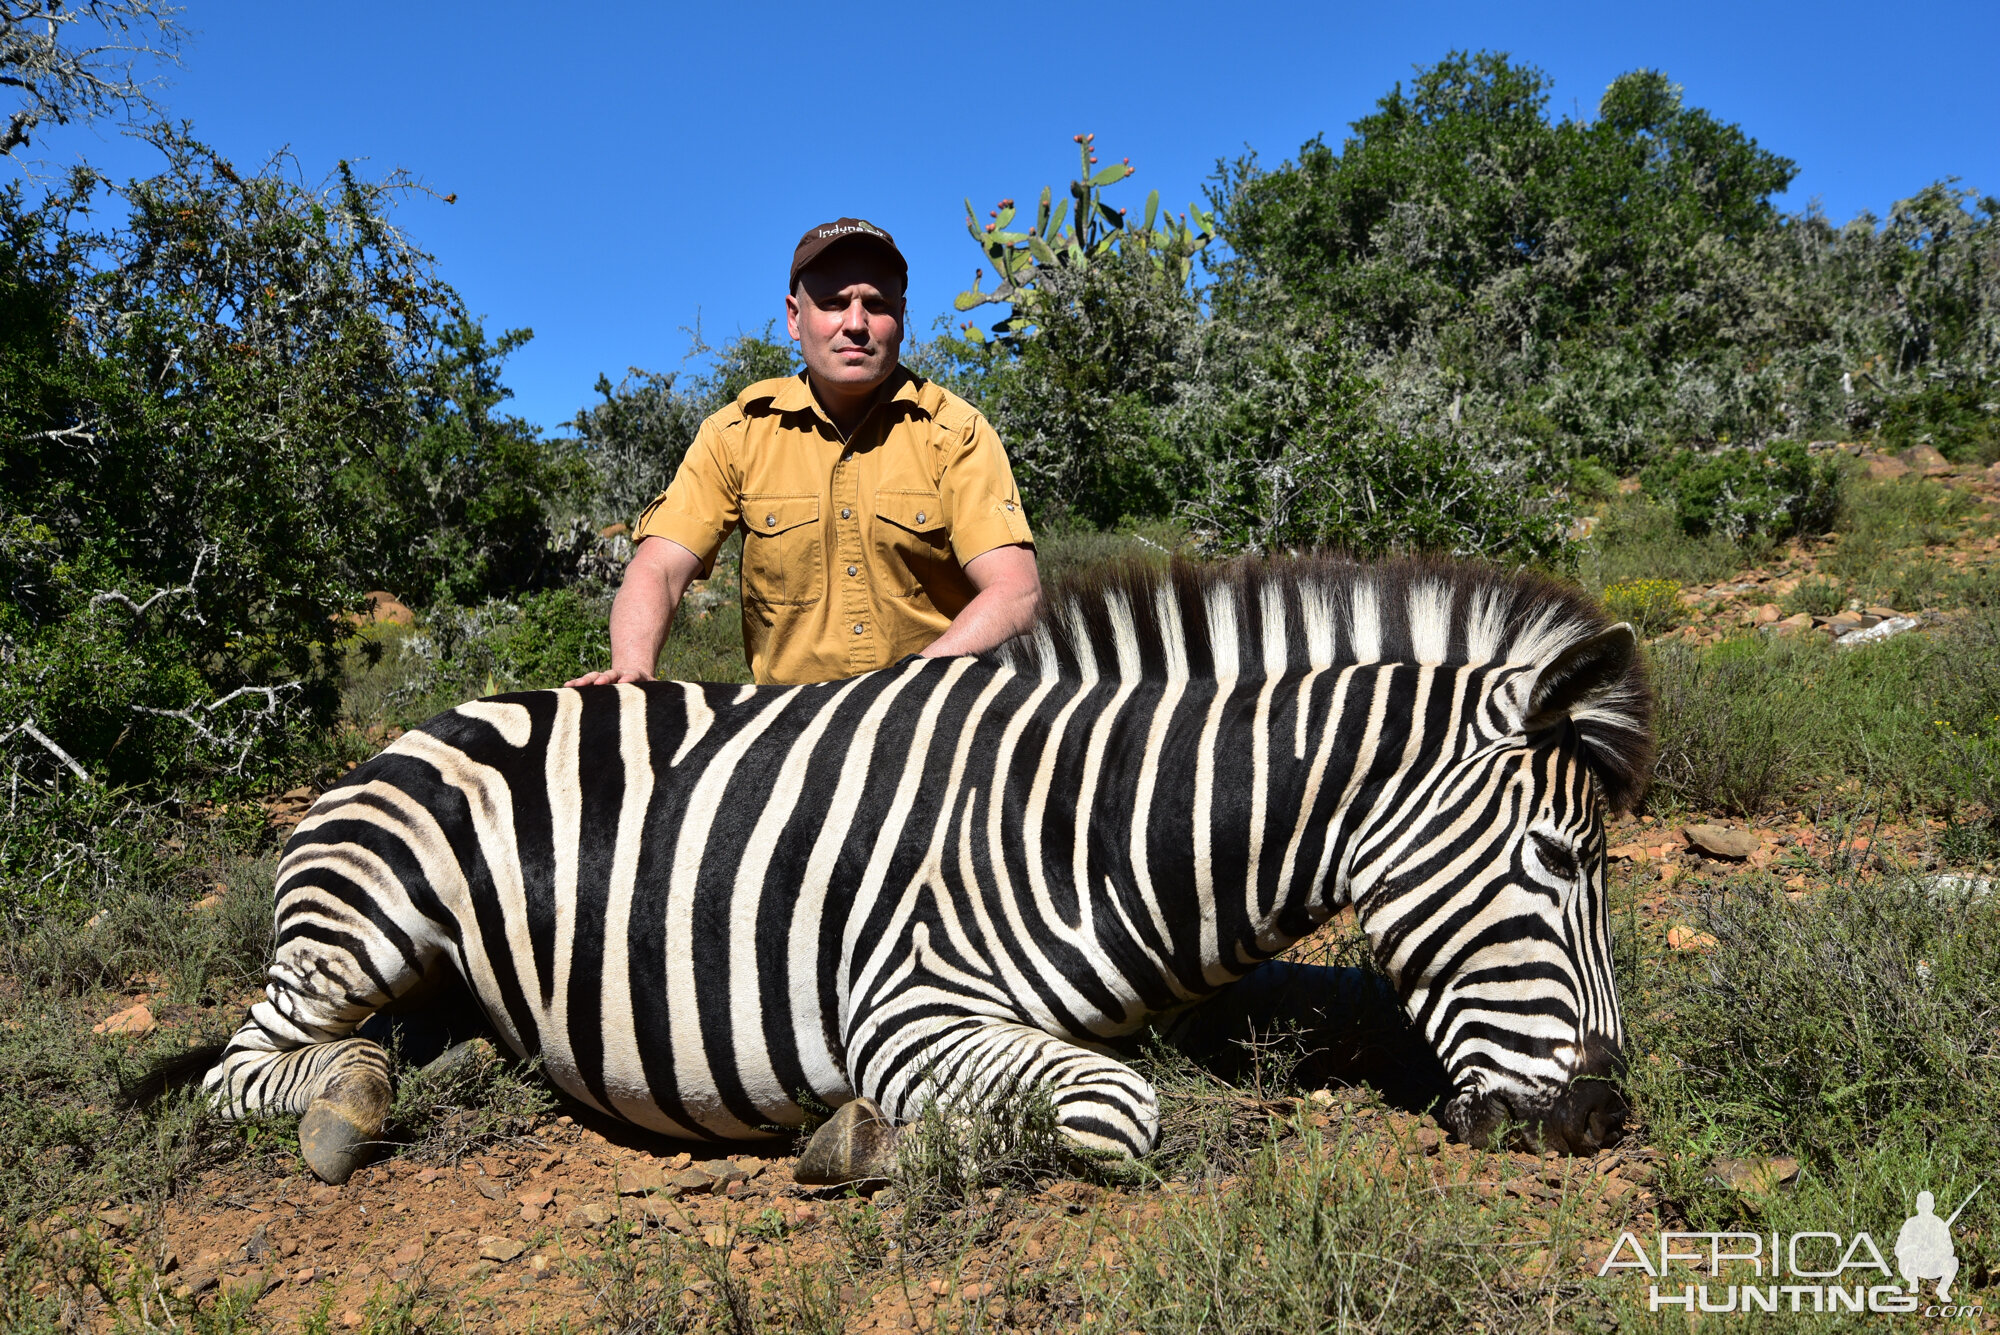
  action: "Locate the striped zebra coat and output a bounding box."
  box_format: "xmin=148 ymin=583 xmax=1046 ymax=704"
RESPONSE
xmin=206 ymin=557 xmax=1652 ymax=1182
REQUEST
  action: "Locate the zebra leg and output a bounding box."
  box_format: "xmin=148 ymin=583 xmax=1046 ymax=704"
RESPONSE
xmin=203 ymin=924 xmax=415 ymax=1185
xmin=812 ymin=1016 xmax=1160 ymax=1184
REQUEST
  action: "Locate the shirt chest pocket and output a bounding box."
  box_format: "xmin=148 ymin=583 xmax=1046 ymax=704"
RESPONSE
xmin=872 ymin=488 xmax=949 ymax=597
xmin=741 ymin=493 xmax=823 ymax=606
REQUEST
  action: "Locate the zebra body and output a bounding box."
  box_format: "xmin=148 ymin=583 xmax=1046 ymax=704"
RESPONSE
xmin=207 ymin=558 xmax=1651 ymax=1174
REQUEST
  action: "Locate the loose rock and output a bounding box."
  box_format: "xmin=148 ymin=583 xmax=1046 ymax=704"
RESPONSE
xmin=1683 ymin=824 xmax=1760 ymax=859
xmin=1769 ymin=612 xmax=1814 ymax=637
xmin=1709 ymin=1156 xmax=1801 ymax=1195
xmin=92 ymin=1002 xmax=155 ymax=1037
xmin=478 ymin=1236 xmax=525 ymax=1263
xmin=1836 ymin=616 xmax=1920 ymax=648
xmin=1898 ymin=443 xmax=1951 ymax=476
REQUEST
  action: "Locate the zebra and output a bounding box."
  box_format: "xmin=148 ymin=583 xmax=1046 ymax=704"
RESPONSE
xmin=200 ymin=556 xmax=1652 ymax=1185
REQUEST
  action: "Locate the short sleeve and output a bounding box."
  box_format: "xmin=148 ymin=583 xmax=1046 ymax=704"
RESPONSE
xmin=938 ymin=410 xmax=1034 ymax=566
xmin=634 ymin=417 xmax=740 ymax=575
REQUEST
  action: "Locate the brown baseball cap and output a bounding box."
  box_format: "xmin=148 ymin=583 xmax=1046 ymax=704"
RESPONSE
xmin=789 ymin=217 xmax=908 ymax=292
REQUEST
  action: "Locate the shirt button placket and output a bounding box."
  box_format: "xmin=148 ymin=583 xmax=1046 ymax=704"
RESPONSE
xmin=833 ymin=449 xmax=871 ymax=672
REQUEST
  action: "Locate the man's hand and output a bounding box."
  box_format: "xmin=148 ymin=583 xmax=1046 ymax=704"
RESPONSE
xmin=921 ymin=543 xmax=1041 ymax=659
xmin=562 ymin=537 xmax=705 ymax=688
xmin=564 ymin=666 xmax=654 ymax=687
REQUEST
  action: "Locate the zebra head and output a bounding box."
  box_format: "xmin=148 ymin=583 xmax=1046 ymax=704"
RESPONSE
xmin=1354 ymin=622 xmax=1648 ymax=1154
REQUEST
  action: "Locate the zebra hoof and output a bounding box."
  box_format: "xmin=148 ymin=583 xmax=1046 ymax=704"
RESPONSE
xmin=418 ymin=1036 xmax=495 ymax=1081
xmin=794 ymin=1096 xmax=899 ymax=1186
xmin=298 ymin=1072 xmax=392 ymax=1185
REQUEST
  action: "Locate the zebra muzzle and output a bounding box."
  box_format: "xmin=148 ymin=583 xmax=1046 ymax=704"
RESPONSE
xmin=1443 ymin=1069 xmax=1628 ymax=1155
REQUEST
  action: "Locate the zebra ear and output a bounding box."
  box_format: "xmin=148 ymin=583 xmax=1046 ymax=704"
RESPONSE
xmin=1522 ymin=624 xmax=1637 ymax=733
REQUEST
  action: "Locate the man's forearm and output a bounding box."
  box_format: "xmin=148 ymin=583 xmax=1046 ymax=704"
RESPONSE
xmin=922 ymin=581 xmax=1040 ymax=658
xmin=566 ymin=537 xmax=705 ymax=688
xmin=608 ymin=569 xmax=677 ymax=677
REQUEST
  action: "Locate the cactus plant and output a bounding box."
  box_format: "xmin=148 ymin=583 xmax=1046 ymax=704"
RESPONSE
xmin=953 ymin=134 xmax=1215 ymax=350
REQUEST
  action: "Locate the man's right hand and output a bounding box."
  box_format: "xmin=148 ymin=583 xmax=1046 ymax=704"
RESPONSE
xmin=561 ymin=667 xmax=654 ymax=688
xmin=561 ymin=536 xmax=705 ymax=690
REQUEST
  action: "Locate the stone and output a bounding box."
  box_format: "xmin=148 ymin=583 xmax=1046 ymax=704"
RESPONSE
xmin=1751 ymin=603 xmax=1782 ymax=625
xmin=570 ymin=1202 xmax=615 ymax=1228
xmin=1898 ymin=443 xmax=1951 ymax=475
xmin=1683 ymin=824 xmax=1760 ymax=859
xmin=92 ymin=1002 xmax=155 ymax=1036
xmin=1864 ymin=605 xmax=1899 ymax=619
xmin=668 ymin=1167 xmax=719 ymax=1193
xmin=1666 ymin=925 xmax=1718 ymax=951
xmin=615 ymin=1169 xmax=668 ymax=1196
xmin=516 ymin=1186 xmax=555 ymax=1209
xmin=1836 ymin=616 xmax=1921 ymax=648
xmin=387 ymin=1241 xmax=423 ymax=1267
xmin=1863 ymin=453 xmax=1910 ymax=480
xmin=362 ymin=591 xmax=415 ymax=627
xmin=697 ymin=1159 xmax=748 ymax=1185
xmin=1920 ymin=875 xmax=1996 ymax=904
xmin=1769 ymin=612 xmax=1814 ymax=637
xmin=1709 ymin=1156 xmax=1801 ymax=1195
xmin=1987 ymin=460 xmax=2000 ymax=485
xmin=477 ymin=1236 xmax=525 ymax=1263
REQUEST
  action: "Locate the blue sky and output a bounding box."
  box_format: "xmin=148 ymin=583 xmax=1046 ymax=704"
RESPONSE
xmin=12 ymin=0 xmax=1997 ymax=434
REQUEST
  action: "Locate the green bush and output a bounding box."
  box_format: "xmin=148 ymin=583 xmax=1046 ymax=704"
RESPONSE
xmin=1179 ymin=339 xmax=1575 ymax=566
xmin=1781 ymin=573 xmax=1847 ymax=617
xmin=1640 ymin=439 xmax=1844 ymax=541
xmin=1630 ymin=878 xmax=2000 ymax=1253
xmin=1648 ymin=638 xmax=1805 ymax=814
xmin=1600 ymin=577 xmax=1683 ymax=635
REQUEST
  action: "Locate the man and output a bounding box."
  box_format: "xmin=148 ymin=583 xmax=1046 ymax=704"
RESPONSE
xmin=567 ymin=217 xmax=1040 ymax=687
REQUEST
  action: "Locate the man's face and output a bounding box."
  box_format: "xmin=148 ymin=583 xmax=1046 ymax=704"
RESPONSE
xmin=786 ymin=248 xmax=905 ymax=397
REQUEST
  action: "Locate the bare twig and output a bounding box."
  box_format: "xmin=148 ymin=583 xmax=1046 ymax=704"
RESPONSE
xmin=131 ymin=681 xmax=300 ymax=773
xmin=88 ymin=540 xmax=214 ymax=620
xmin=0 ymin=716 xmax=93 ymax=781
xmin=1 ymin=1 xmax=186 ymax=157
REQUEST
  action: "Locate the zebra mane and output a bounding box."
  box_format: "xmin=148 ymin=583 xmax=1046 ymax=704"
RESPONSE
xmin=984 ymin=555 xmax=1654 ymax=810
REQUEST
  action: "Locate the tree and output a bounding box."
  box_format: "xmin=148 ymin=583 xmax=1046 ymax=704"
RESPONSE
xmin=1 ymin=1 xmax=184 ymax=157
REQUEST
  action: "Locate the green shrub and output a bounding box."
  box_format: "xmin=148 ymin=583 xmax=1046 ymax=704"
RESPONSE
xmin=1178 ymin=339 xmax=1575 ymax=567
xmin=1600 ymin=577 xmax=1683 ymax=635
xmin=1648 ymin=638 xmax=1805 ymax=814
xmin=1782 ymin=573 xmax=1847 ymax=617
xmin=1629 ymin=878 xmax=2000 ymax=1255
xmin=1580 ymin=494 xmax=1757 ymax=591
xmin=1639 ymin=439 xmax=1844 ymax=541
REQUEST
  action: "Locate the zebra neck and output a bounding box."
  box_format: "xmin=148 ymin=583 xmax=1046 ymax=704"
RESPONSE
xmin=1047 ymin=662 xmax=1427 ymax=1005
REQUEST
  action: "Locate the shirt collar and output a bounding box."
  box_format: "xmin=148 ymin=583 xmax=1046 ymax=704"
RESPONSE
xmin=767 ymin=366 xmax=927 ymax=428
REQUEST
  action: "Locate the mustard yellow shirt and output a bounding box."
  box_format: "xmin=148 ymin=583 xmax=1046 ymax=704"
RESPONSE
xmin=634 ymin=369 xmax=1035 ymax=684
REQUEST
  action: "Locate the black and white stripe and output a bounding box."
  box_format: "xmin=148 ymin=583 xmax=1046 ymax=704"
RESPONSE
xmin=206 ymin=557 xmax=1652 ymax=1157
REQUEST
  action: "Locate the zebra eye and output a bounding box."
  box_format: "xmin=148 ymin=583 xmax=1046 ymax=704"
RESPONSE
xmin=1530 ymin=831 xmax=1580 ymax=881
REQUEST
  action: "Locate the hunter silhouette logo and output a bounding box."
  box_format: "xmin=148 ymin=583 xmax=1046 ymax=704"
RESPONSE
xmin=1896 ymin=1185 xmax=1980 ymax=1302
